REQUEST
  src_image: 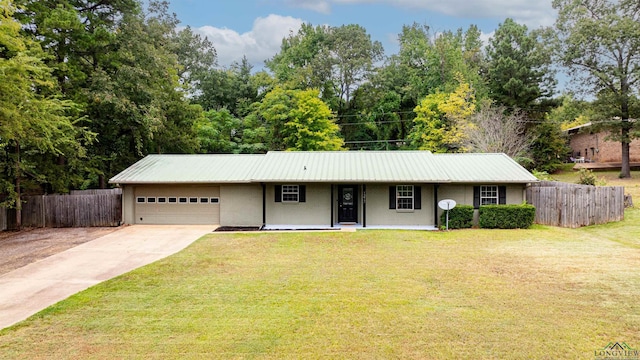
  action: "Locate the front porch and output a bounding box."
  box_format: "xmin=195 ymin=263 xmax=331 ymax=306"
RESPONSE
xmin=262 ymin=223 xmax=439 ymax=231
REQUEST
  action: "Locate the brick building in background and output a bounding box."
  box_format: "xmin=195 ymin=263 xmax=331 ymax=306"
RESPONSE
xmin=566 ymin=122 xmax=640 ymax=163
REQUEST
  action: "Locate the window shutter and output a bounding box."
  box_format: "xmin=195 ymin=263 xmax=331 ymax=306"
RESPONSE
xmin=499 ymin=186 xmax=507 ymax=204
xmin=389 ymin=186 xmax=396 ymax=209
xmin=275 ymin=185 xmax=282 ymax=202
xmin=414 ymin=186 xmax=421 ymax=209
xmin=473 ymin=186 xmax=480 ymax=209
xmin=299 ymin=185 xmax=306 ymax=202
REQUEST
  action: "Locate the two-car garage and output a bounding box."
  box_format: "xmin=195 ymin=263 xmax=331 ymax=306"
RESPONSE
xmin=110 ymin=154 xmax=266 ymax=226
xmin=132 ymin=185 xmax=221 ymax=225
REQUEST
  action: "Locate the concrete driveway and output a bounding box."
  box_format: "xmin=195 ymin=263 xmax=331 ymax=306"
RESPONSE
xmin=0 ymin=225 xmax=215 ymax=330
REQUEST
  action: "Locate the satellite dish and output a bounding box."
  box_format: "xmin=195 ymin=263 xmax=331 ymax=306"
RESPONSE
xmin=438 ymin=199 xmax=457 ymax=231
xmin=438 ymin=199 xmax=457 ymax=210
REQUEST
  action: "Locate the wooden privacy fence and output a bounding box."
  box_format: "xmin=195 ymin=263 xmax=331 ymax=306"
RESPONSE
xmin=0 ymin=206 xmax=6 ymax=231
xmin=526 ymin=181 xmax=625 ymax=228
xmin=2 ymin=189 xmax=122 ymax=230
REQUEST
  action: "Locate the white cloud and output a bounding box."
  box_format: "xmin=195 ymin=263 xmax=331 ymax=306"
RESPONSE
xmin=194 ymin=14 xmax=304 ymax=68
xmin=331 ymin=0 xmax=555 ymax=28
xmin=480 ymin=31 xmax=495 ymax=48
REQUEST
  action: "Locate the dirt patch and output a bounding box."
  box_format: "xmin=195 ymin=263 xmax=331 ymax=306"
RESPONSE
xmin=0 ymin=227 xmax=120 ymax=275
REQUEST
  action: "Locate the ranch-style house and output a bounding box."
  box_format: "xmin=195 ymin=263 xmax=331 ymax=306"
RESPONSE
xmin=109 ymin=151 xmax=537 ymax=229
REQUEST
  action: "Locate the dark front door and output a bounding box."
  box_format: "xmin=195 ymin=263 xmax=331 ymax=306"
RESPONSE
xmin=338 ymin=185 xmax=358 ymax=223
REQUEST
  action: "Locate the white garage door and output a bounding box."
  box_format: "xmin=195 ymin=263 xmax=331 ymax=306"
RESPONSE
xmin=134 ymin=185 xmax=220 ymax=225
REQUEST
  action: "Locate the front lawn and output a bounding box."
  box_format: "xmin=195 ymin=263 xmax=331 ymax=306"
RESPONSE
xmin=1 ymin=212 xmax=639 ymax=358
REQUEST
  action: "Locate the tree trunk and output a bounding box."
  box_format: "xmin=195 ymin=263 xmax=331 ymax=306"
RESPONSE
xmin=98 ymin=174 xmax=106 ymax=189
xmin=15 ymin=142 xmax=22 ymax=230
xmin=620 ymin=92 xmax=631 ymax=178
xmin=620 ymin=127 xmax=631 ymax=178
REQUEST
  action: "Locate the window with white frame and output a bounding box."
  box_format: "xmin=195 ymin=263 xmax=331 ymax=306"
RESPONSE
xmin=396 ymin=185 xmax=414 ymax=210
xmin=480 ymin=185 xmax=498 ymax=205
xmin=282 ymin=185 xmax=299 ymax=202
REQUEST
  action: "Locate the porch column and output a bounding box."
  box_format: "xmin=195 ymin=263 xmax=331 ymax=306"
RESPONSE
xmin=330 ymin=184 xmax=334 ymax=227
xmin=362 ymin=184 xmax=367 ymax=228
xmin=433 ymin=184 xmax=439 ymax=227
xmin=261 ymin=183 xmax=266 ymax=227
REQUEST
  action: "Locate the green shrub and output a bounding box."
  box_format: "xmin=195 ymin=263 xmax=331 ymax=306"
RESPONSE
xmin=479 ymin=204 xmax=535 ymax=229
xmin=577 ymin=168 xmax=596 ymax=185
xmin=440 ymin=205 xmax=474 ymax=229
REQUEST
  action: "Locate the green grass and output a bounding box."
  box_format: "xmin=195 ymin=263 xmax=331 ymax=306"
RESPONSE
xmin=549 ymin=164 xmax=640 ymax=201
xmin=1 ymin=211 xmax=640 ymax=359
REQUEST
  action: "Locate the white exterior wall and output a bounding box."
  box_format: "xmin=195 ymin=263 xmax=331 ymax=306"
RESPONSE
xmin=266 ymin=184 xmax=332 ymax=226
xmin=122 ymin=185 xmax=136 ymax=225
xmin=220 ymin=184 xmax=263 ymax=226
xmin=365 ymin=184 xmax=435 ymax=226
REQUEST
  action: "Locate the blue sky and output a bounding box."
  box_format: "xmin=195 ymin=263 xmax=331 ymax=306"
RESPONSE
xmin=166 ymin=0 xmax=557 ymax=70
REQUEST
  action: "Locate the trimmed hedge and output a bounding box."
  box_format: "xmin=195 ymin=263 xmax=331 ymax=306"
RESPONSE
xmin=479 ymin=204 xmax=536 ymax=229
xmin=440 ymin=205 xmax=474 ymax=229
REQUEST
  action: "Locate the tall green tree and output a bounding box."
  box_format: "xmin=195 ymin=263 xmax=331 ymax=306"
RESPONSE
xmin=82 ymin=1 xmax=200 ymax=186
xmin=172 ymin=25 xmax=217 ymax=95
xmin=328 ymin=24 xmax=384 ymax=111
xmin=196 ymin=57 xmax=260 ymax=118
xmin=266 ymin=23 xmax=332 ymax=91
xmin=486 ymin=18 xmax=555 ymax=111
xmin=258 ymin=87 xmax=344 ymax=151
xmin=16 ymin=0 xmax=139 ymax=98
xmin=553 ymin=0 xmax=640 ymax=177
xmin=1 ymin=0 xmax=91 ymax=228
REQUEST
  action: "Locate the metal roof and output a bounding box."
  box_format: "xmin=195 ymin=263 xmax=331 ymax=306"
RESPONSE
xmin=109 ymin=151 xmax=537 ymax=185
xmin=252 ymin=151 xmax=450 ymax=183
xmin=109 ymin=154 xmax=264 ymax=184
xmin=434 ymin=153 xmax=538 ymax=183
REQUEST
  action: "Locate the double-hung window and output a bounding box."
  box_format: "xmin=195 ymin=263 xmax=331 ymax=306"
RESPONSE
xmin=396 ymin=185 xmax=414 ymax=210
xmin=281 ymin=185 xmax=299 ymax=203
xmin=480 ymin=185 xmax=498 ymax=205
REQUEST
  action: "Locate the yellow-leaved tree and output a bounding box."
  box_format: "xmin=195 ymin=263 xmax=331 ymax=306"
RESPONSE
xmin=409 ymin=75 xmax=476 ymax=152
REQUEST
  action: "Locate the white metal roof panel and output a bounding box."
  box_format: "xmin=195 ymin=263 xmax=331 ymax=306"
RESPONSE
xmin=109 ymin=154 xmax=265 ymax=184
xmin=110 ymin=151 xmax=537 ymax=185
xmin=252 ymin=151 xmax=450 ymax=183
xmin=434 ymin=153 xmax=538 ymax=183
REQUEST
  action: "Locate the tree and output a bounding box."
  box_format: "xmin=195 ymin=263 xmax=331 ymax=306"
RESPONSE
xmin=1 ymin=0 xmax=91 ymax=228
xmin=196 ymin=57 xmax=260 ymax=118
xmin=196 ymin=108 xmax=243 ymax=153
xmin=328 ymin=24 xmax=384 ymax=111
xmin=265 ymin=23 xmax=332 ymax=91
xmin=408 ymin=78 xmax=476 ymax=152
xmin=553 ymin=0 xmax=640 ymax=177
xmin=529 ymin=118 xmax=569 ymax=172
xmin=172 ymin=25 xmax=217 ymax=95
xmin=464 ymin=105 xmax=532 ymax=164
xmin=266 ymin=23 xmax=382 ymax=113
xmin=258 ymin=87 xmax=344 ymax=151
xmin=549 ymin=94 xmax=594 ymax=130
xmin=81 ymin=1 xmax=202 ymax=186
xmin=486 ymin=18 xmax=555 ymax=111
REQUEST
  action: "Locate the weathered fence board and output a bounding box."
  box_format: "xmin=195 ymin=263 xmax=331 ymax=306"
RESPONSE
xmin=2 ymin=192 xmax=121 ymax=230
xmin=70 ymin=189 xmax=122 ymax=195
xmin=0 ymin=207 xmax=6 ymax=231
xmin=527 ymin=181 xmax=625 ymax=228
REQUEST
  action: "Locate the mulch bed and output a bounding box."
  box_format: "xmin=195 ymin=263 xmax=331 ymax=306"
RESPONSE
xmin=214 ymin=226 xmax=261 ymax=232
